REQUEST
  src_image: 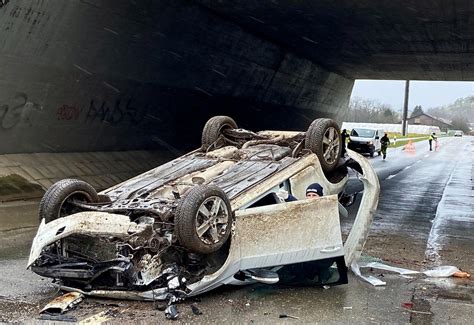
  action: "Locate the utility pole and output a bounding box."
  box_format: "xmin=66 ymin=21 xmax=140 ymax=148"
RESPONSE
xmin=401 ymin=80 xmax=410 ymax=136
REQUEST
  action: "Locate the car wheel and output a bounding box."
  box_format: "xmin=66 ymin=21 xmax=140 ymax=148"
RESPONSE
xmin=38 ymin=179 xmax=99 ymax=223
xmin=175 ymin=185 xmax=232 ymax=254
xmin=305 ymin=118 xmax=341 ymax=172
xmin=370 ymin=151 xmax=374 ymax=157
xmin=378 ymin=151 xmax=381 ymax=156
xmin=201 ymin=116 xmax=238 ymax=150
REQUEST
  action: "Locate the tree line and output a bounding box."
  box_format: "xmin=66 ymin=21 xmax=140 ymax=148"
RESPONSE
xmin=346 ymin=96 xmax=473 ymax=133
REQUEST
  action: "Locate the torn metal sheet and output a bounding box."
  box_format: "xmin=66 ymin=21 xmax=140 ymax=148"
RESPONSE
xmin=40 ymin=292 xmax=84 ymax=314
xmin=343 ymin=149 xmax=380 ymax=267
xmin=353 ymin=261 xmax=465 ymax=286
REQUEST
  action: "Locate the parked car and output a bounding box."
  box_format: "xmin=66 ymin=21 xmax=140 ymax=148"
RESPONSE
xmin=28 ymin=116 xmax=379 ymax=301
xmin=347 ymin=127 xmax=384 ymax=157
xmin=454 ymin=130 xmax=463 ymax=137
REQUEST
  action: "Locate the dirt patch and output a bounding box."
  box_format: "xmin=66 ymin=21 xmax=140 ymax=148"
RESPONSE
xmin=363 ymin=233 xmax=428 ymax=269
xmin=0 ymin=297 xmax=41 ymax=323
xmin=0 ymin=174 xmax=44 ymax=202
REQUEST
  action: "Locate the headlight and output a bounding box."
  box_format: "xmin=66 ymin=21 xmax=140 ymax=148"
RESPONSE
xmin=367 ymin=141 xmax=373 ymax=145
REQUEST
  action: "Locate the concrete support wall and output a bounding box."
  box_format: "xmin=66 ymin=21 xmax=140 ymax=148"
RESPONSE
xmin=0 ymin=150 xmax=174 ymax=201
xmin=0 ymin=0 xmax=353 ymax=155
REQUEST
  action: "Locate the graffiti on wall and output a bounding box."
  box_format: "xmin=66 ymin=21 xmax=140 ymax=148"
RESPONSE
xmin=85 ymin=98 xmax=149 ymax=125
xmin=0 ymin=93 xmax=43 ymax=129
xmin=0 ymin=91 xmax=150 ymax=129
xmin=57 ymin=105 xmax=81 ymax=121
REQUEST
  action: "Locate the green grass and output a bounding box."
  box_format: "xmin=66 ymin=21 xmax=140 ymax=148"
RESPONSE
xmin=389 ymin=136 xmax=429 ymax=148
xmin=0 ymin=174 xmax=44 ymax=200
xmin=386 ymin=132 xmax=426 ymax=139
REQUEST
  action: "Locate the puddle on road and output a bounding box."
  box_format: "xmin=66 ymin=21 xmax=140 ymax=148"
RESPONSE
xmin=0 ymin=200 xmax=39 ymax=259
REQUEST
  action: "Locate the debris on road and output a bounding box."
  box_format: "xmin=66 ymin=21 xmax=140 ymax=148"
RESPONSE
xmin=401 ymin=302 xmax=413 ymax=309
xmin=38 ymin=313 xmax=77 ymax=322
xmin=79 ymin=309 xmax=118 ymax=323
xmin=354 ymin=261 xmax=470 ymax=286
xmin=343 ymin=306 xmax=352 ymax=310
xmin=191 ymin=304 xmax=202 ymax=315
xmin=40 ymin=292 xmax=84 ymax=314
xmin=279 ymin=314 xmax=299 ymax=319
xmin=453 ymin=271 xmax=470 ymax=278
xmin=165 ymin=304 xmax=179 ymax=320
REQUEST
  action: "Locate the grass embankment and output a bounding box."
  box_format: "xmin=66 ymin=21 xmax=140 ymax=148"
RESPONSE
xmin=389 ymin=136 xmax=429 ymax=148
xmin=386 ymin=132 xmax=426 ymax=139
xmin=0 ymin=174 xmax=44 ymax=201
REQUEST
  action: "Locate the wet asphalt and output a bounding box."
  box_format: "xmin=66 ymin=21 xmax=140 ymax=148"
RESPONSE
xmin=0 ymin=136 xmax=472 ymax=323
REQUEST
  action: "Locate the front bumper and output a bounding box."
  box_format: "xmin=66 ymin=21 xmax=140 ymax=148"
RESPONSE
xmin=348 ymin=142 xmax=375 ymax=153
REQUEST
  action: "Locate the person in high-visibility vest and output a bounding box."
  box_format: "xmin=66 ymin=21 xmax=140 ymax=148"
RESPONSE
xmin=428 ymin=132 xmax=437 ymax=151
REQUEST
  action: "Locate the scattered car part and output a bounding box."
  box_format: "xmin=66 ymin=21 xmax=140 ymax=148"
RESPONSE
xmin=191 ymin=304 xmax=202 ymax=315
xmin=165 ymin=304 xmax=179 ymax=320
xmin=40 ymin=292 xmax=84 ymax=314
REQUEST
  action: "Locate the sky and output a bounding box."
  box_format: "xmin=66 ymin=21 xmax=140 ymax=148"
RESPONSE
xmin=351 ymin=80 xmax=474 ymax=111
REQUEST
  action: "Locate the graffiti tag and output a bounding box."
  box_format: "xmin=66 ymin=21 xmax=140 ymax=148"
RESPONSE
xmin=0 ymin=93 xmax=42 ymax=129
xmin=85 ymin=98 xmax=148 ymax=125
xmin=57 ymin=105 xmax=81 ymax=121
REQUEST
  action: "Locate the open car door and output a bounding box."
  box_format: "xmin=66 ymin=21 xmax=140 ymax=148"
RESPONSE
xmin=187 ymin=195 xmax=344 ymax=296
xmin=235 ymin=195 xmax=344 ymax=270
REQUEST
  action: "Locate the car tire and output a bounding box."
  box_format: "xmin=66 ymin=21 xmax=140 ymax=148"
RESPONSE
xmin=370 ymin=151 xmax=374 ymax=157
xmin=305 ymin=118 xmax=342 ymax=172
xmin=175 ymin=185 xmax=232 ymax=254
xmin=378 ymin=151 xmax=381 ymax=156
xmin=201 ymin=116 xmax=238 ymax=150
xmin=38 ymin=179 xmax=99 ymax=223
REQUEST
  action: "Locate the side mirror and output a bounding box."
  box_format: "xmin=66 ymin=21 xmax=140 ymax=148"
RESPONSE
xmin=375 ymin=136 xmax=380 ymax=140
xmin=339 ymin=192 xmax=359 ymax=207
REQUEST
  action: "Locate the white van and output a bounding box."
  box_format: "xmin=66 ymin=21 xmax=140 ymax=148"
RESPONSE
xmin=347 ymin=127 xmax=384 ymax=157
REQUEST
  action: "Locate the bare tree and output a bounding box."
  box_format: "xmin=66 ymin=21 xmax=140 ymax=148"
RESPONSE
xmin=346 ymin=97 xmax=399 ymax=123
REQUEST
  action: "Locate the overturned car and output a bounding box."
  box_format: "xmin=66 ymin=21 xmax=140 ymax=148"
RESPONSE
xmin=28 ymin=116 xmax=379 ymax=300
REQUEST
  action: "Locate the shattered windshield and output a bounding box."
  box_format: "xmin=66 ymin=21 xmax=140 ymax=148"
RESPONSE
xmin=351 ymin=128 xmax=375 ymax=138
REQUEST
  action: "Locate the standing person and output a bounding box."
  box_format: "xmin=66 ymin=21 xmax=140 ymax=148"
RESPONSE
xmin=428 ymin=132 xmax=437 ymax=151
xmin=380 ymin=133 xmax=390 ymax=160
xmin=341 ymin=129 xmax=349 ymax=157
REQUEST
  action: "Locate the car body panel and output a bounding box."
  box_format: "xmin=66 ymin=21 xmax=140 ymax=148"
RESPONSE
xmin=236 ymin=196 xmax=343 ymax=269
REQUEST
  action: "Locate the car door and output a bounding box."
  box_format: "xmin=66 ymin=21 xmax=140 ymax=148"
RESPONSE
xmin=234 ymin=195 xmax=344 ymax=270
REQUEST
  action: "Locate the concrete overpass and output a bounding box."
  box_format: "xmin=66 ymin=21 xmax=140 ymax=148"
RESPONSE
xmin=0 ymin=0 xmax=473 ymax=155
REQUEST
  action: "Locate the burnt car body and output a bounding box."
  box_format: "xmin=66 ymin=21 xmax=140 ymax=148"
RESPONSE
xmin=28 ymin=116 xmax=379 ymax=300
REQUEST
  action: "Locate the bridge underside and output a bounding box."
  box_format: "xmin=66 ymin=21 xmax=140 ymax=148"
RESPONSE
xmin=0 ymin=0 xmax=472 ymax=154
xmin=196 ymin=0 xmax=474 ymax=81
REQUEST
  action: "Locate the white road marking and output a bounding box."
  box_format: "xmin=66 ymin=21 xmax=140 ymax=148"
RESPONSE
xmin=404 ymin=166 xmax=411 ymax=170
xmin=386 ymin=174 xmax=397 ymax=179
xmin=424 ymin=154 xmax=429 ymax=158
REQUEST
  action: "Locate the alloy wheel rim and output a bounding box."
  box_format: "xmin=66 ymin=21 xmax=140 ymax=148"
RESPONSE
xmin=195 ymin=196 xmax=229 ymax=245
